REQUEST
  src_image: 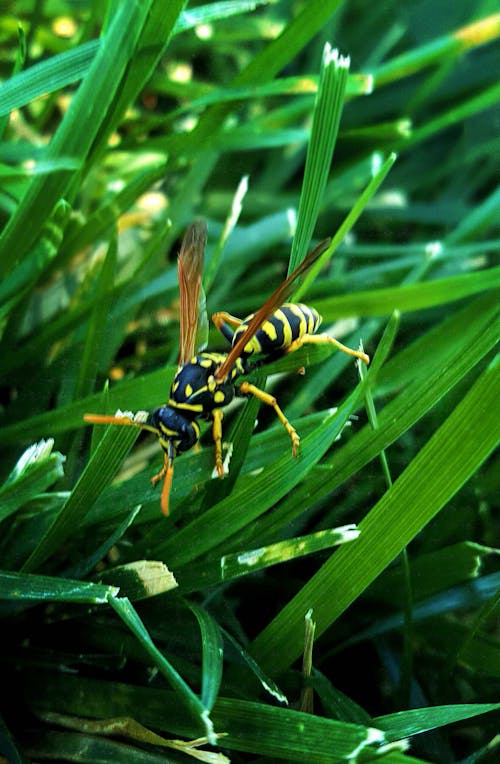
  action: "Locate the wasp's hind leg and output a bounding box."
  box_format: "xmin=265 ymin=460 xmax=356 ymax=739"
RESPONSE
xmin=238 ymin=380 xmax=300 ymax=457
xmin=284 ymin=333 xmax=369 ymax=365
xmin=212 ymin=311 xmax=243 ymax=344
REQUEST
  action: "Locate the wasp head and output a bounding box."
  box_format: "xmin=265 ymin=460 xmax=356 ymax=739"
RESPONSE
xmin=150 ymin=406 xmax=200 ymax=455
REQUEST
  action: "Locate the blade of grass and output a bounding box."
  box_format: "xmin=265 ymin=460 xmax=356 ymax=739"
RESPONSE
xmin=177 ymin=525 xmax=359 ymax=592
xmin=0 ymin=2 xmax=272 ymax=117
xmin=372 ymin=13 xmax=500 ymax=87
xmin=0 ymin=439 xmax=65 ymax=522
xmin=189 ymin=604 xmax=224 ymax=713
xmin=249 ymin=355 xmax=500 ymax=675
xmin=288 ymin=45 xmax=350 ymax=273
xmin=373 ymin=703 xmax=500 ymax=742
xmin=312 ymin=266 xmax=500 ymax=319
xmin=0 ymin=570 xmax=118 ymax=604
xmin=108 ymin=596 xmax=216 ymax=742
xmin=24 ymin=672 xmax=390 ymax=763
xmin=21 ymin=425 xmax=140 ymax=572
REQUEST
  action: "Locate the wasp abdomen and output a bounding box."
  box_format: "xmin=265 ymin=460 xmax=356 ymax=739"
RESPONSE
xmin=233 ymin=303 xmax=321 ymax=358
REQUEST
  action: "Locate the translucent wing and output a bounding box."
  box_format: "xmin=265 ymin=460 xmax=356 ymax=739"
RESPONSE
xmin=215 ymin=237 xmax=331 ymax=381
xmin=178 ymin=221 xmax=208 ymax=364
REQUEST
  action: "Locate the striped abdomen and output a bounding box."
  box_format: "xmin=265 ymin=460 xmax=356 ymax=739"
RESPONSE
xmin=233 ymin=303 xmax=321 ymax=358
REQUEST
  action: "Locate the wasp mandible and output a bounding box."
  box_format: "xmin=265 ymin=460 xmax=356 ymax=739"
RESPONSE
xmin=84 ymin=222 xmax=369 ymax=515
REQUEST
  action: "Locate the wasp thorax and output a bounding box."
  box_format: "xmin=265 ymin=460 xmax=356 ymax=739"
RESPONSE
xmin=150 ymin=406 xmax=199 ymax=453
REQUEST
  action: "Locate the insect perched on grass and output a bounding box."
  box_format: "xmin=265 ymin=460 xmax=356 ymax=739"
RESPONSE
xmin=84 ymin=222 xmax=369 ymax=515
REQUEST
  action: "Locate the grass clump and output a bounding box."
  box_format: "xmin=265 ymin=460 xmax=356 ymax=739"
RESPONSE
xmin=0 ymin=1 xmax=499 ymax=762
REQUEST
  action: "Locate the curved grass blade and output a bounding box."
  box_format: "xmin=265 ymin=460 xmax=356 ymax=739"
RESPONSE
xmin=108 ymin=596 xmax=216 ymax=743
xmin=190 ymin=604 xmax=224 ymax=713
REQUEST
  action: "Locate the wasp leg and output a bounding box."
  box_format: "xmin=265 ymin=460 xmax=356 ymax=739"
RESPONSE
xmin=284 ymin=333 xmax=370 ymax=365
xmin=151 ymin=448 xmax=175 ymax=516
xmin=212 ymin=311 xmax=243 ymax=344
xmin=238 ymin=380 xmax=300 ymax=457
xmin=211 ymin=408 xmax=225 ymax=477
xmin=150 ymin=453 xmax=167 ymax=486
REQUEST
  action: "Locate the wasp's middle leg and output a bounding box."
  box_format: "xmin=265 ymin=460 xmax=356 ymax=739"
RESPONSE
xmin=238 ymin=380 xmax=300 ymax=456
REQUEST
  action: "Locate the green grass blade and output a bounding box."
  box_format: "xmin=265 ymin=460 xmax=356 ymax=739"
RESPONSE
xmin=189 ymin=604 xmax=224 ymax=713
xmin=313 ymin=266 xmax=500 ymax=318
xmin=249 ymin=355 xmax=500 ymax=675
xmin=373 ymin=703 xmax=500 ymax=742
xmin=178 ymin=526 xmax=359 ymax=591
xmin=0 ymin=570 xmax=117 ymax=604
xmin=24 ymin=672 xmax=391 ymax=762
xmin=288 ymin=46 xmax=350 ymax=272
xmin=293 ymin=153 xmax=397 ymax=301
xmin=108 ymin=596 xmax=215 ymax=742
xmin=0 ymin=439 xmax=65 ymax=522
xmin=21 ymin=425 xmax=140 ymax=572
xmin=373 ymin=13 xmax=500 ymax=87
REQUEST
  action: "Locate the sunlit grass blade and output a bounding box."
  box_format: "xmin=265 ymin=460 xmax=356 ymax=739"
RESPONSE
xmin=0 ymin=40 xmax=99 ymax=117
xmin=288 ymin=45 xmax=350 ymax=273
xmin=177 ymin=526 xmax=359 ymax=591
xmin=0 ymin=439 xmax=65 ymax=522
xmin=0 ymin=570 xmax=117 ymax=603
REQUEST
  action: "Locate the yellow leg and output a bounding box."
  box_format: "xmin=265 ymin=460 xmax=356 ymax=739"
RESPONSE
xmin=212 ymin=311 xmax=243 ymax=329
xmin=238 ymin=380 xmax=300 ymax=457
xmin=151 ymin=450 xmax=175 ymax=516
xmin=150 ymin=453 xmax=167 ymax=486
xmin=212 ymin=408 xmax=225 ymax=477
xmin=285 ymin=333 xmax=369 ymax=365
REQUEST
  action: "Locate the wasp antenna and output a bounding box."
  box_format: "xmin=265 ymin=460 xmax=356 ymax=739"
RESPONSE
xmin=84 ymin=412 xmax=158 ymax=435
xmin=84 ymin=413 xmax=136 ymax=426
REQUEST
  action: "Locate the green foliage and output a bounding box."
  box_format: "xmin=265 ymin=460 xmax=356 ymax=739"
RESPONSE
xmin=0 ymin=1 xmax=499 ymax=762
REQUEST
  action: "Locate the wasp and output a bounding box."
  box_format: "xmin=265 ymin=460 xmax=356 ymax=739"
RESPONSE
xmin=84 ymin=222 xmax=369 ymax=515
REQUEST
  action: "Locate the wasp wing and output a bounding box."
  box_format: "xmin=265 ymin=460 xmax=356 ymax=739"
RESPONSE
xmin=214 ymin=237 xmax=331 ymax=381
xmin=178 ymin=221 xmax=208 ymax=364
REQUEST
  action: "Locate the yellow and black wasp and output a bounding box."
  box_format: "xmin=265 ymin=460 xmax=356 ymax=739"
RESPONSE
xmin=84 ymin=222 xmax=369 ymax=515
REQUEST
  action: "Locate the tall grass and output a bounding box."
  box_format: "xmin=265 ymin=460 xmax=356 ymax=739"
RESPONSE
xmin=0 ymin=1 xmax=499 ymax=762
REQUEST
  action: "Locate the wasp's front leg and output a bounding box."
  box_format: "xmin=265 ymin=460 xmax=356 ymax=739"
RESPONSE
xmin=212 ymin=408 xmax=225 ymax=477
